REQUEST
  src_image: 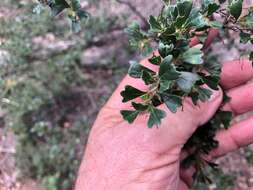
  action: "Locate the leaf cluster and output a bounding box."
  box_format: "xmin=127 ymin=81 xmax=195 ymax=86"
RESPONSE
xmin=37 ymin=0 xmax=90 ymax=32
xmin=121 ymin=0 xmax=253 ymax=184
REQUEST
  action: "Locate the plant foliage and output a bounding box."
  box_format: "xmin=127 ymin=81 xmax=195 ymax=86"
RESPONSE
xmin=36 ymin=0 xmax=90 ymax=32
xmin=121 ymin=0 xmax=253 ymax=183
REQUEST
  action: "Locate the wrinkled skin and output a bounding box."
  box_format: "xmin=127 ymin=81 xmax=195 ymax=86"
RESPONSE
xmin=75 ymin=30 xmax=253 ymax=190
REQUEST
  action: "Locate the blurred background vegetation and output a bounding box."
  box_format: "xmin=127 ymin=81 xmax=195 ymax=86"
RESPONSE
xmin=0 ymin=0 xmax=252 ymax=190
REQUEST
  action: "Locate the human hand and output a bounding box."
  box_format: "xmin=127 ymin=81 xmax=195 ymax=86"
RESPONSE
xmin=75 ymin=31 xmax=253 ymax=190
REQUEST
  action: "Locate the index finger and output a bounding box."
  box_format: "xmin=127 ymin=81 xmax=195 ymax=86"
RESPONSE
xmin=209 ymin=116 xmax=253 ymax=158
xmin=220 ymin=59 xmax=253 ymax=89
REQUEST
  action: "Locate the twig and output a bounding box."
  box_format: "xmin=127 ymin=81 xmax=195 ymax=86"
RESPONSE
xmin=115 ymin=0 xmax=149 ymax=29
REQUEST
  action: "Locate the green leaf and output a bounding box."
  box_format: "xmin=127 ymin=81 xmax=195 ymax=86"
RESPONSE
xmin=202 ymin=75 xmax=220 ymax=90
xmin=160 ymin=25 xmax=176 ymax=39
xmin=181 ymin=45 xmax=204 ymax=65
xmin=77 ymin=9 xmax=90 ymax=20
xmin=70 ymin=0 xmax=81 ymax=11
xmin=204 ymin=57 xmax=222 ymax=75
xmin=240 ymin=32 xmax=251 ymax=44
xmin=198 ymin=87 xmax=212 ymax=102
xmin=149 ymin=15 xmax=162 ymax=32
xmin=125 ymin=22 xmax=144 ymax=41
xmin=202 ymin=0 xmax=220 ymax=16
xmin=147 ymin=107 xmax=166 ymax=128
xmin=50 ymin=0 xmax=70 ymax=16
xmin=174 ymin=0 xmax=193 ymax=28
xmin=218 ymin=111 xmax=233 ymax=129
xmin=222 ymin=90 xmax=231 ymax=104
xmin=189 ymin=91 xmax=199 ymax=105
xmin=161 ymin=94 xmax=182 ymax=113
xmin=125 ymin=22 xmax=152 ymax=55
xmin=142 ymin=70 xmax=155 ymax=85
xmin=209 ymin=21 xmax=223 ymax=29
xmin=159 ymin=80 xmax=172 ymax=93
xmin=177 ymin=0 xmax=193 ymax=18
xmin=197 ymin=33 xmax=208 ymax=43
xmin=229 ymin=0 xmax=243 ymax=20
xmin=240 ymin=9 xmax=253 ymax=28
xmin=159 ymin=55 xmax=181 ymax=80
xmin=159 ymin=55 xmax=173 ymax=76
xmin=121 ymin=110 xmax=140 ymax=124
xmin=132 ymin=102 xmax=149 ymax=111
xmin=149 ymin=55 xmax=162 ymax=65
xmin=128 ymin=61 xmax=154 ymax=78
xmin=177 ymin=72 xmax=200 ymax=93
xmin=158 ymin=42 xmax=174 ymax=58
xmin=184 ymin=9 xmax=208 ymax=29
xmin=163 ymin=5 xmax=177 ymax=21
xmin=121 ymin=85 xmax=146 ymax=102
xmin=207 ymin=3 xmax=220 ymax=16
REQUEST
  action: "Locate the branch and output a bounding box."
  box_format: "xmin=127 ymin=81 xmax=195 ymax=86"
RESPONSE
xmin=115 ymin=0 xmax=149 ymax=29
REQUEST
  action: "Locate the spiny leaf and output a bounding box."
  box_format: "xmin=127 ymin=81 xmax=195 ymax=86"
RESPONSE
xmin=147 ymin=106 xmax=166 ymax=128
xmin=121 ymin=110 xmax=140 ymax=124
xmin=121 ymin=85 xmax=146 ymax=102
